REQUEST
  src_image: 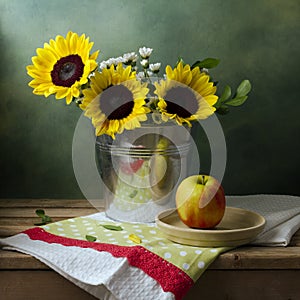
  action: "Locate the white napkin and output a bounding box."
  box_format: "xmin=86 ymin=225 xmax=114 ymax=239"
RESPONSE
xmin=226 ymin=194 xmax=300 ymax=246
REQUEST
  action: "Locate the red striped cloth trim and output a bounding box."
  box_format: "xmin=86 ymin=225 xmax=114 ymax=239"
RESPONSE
xmin=23 ymin=227 xmax=193 ymax=300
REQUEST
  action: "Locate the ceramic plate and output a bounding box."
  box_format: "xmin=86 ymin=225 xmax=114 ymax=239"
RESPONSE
xmin=155 ymin=207 xmax=266 ymax=247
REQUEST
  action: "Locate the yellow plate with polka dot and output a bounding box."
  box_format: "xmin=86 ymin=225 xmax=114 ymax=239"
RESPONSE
xmin=155 ymin=207 xmax=265 ymax=247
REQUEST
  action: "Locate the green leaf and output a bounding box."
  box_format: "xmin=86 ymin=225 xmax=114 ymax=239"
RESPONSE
xmin=101 ymin=224 xmax=123 ymax=231
xmin=214 ymin=85 xmax=231 ymax=109
xmin=216 ymin=105 xmax=230 ymax=115
xmin=236 ymin=80 xmax=251 ymax=97
xmin=225 ymin=96 xmax=248 ymax=107
xmin=192 ymin=58 xmax=220 ymax=69
xmin=42 ymin=215 xmax=52 ymax=223
xmin=34 ymin=209 xmax=52 ymax=225
xmin=149 ymin=101 xmax=157 ymax=110
xmin=129 ymin=190 xmax=138 ymax=198
xmin=219 ymin=85 xmax=232 ymax=102
xmin=86 ymin=235 xmax=97 ymax=242
xmin=35 ymin=209 xmax=45 ymax=217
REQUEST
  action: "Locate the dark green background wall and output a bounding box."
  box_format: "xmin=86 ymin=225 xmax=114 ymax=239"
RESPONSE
xmin=1 ymin=0 xmax=299 ymax=198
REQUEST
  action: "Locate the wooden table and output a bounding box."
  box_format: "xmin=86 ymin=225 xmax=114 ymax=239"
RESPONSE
xmin=0 ymin=199 xmax=299 ymax=300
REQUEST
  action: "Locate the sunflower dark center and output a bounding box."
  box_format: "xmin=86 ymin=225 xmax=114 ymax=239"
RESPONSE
xmin=100 ymin=85 xmax=134 ymax=120
xmin=51 ymin=54 xmax=84 ymax=87
xmin=164 ymin=86 xmax=199 ymax=118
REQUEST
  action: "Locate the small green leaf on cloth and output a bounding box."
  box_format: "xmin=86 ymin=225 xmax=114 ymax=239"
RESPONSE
xmin=101 ymin=224 xmax=123 ymax=231
xmin=129 ymin=233 xmax=142 ymax=244
xmin=86 ymin=235 xmax=97 ymax=242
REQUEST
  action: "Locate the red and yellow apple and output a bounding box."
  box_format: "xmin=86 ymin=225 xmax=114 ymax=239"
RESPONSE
xmin=175 ymin=175 xmax=226 ymax=229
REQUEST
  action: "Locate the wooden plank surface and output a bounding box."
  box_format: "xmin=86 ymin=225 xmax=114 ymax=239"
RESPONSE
xmin=0 ymin=207 xmax=98 ymax=218
xmin=0 ymin=271 xmax=98 ymax=300
xmin=0 ymin=198 xmax=104 ymax=208
xmin=185 ymin=270 xmax=300 ymax=300
xmin=0 ymin=270 xmax=299 ymax=300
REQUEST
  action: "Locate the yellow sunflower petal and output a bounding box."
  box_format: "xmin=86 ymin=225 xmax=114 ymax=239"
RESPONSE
xmin=82 ymin=64 xmax=149 ymax=138
xmin=155 ymin=62 xmax=217 ymax=123
xmin=27 ymin=31 xmax=98 ymax=104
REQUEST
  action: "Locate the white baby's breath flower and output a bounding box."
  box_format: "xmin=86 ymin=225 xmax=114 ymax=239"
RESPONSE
xmin=140 ymin=59 xmax=149 ymax=68
xmin=136 ymin=70 xmax=153 ymax=80
xmin=116 ymin=56 xmax=125 ymax=64
xmin=139 ymin=47 xmax=153 ymax=59
xmin=100 ymin=57 xmax=124 ymax=69
xmin=201 ymin=68 xmax=209 ymax=74
xmin=99 ymin=60 xmax=108 ymax=69
xmin=123 ymin=52 xmax=138 ymax=63
xmin=147 ymin=70 xmax=153 ymax=77
xmin=136 ymin=71 xmax=146 ymax=80
xmin=106 ymin=58 xmax=114 ymax=67
xmin=149 ymin=63 xmax=161 ymax=73
xmin=109 ymin=56 xmax=124 ymax=66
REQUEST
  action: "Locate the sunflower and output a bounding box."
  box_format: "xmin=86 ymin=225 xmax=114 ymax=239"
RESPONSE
xmin=154 ymin=62 xmax=218 ymax=126
xmin=81 ymin=64 xmax=150 ymax=139
xmin=26 ymin=31 xmax=99 ymax=104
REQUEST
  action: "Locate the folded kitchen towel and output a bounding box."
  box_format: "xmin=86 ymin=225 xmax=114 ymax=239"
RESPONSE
xmin=227 ymin=194 xmax=300 ymax=246
xmin=1 ymin=194 xmax=299 ymax=299
xmin=0 ymin=212 xmax=230 ymax=300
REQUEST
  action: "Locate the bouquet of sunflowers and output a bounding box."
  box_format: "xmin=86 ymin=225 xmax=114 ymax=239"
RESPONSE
xmin=27 ymin=31 xmax=251 ymax=139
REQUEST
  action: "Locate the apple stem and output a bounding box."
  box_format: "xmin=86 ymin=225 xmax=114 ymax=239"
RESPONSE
xmin=202 ymin=175 xmax=208 ymax=185
xmin=197 ymin=175 xmax=207 ymax=185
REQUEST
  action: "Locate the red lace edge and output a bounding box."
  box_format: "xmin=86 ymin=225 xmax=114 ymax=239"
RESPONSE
xmin=23 ymin=227 xmax=193 ymax=300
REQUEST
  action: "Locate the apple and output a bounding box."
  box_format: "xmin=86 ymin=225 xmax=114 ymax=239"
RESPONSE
xmin=175 ymin=175 xmax=226 ymax=229
xmin=120 ymin=158 xmax=144 ymax=175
